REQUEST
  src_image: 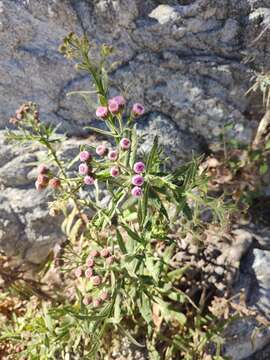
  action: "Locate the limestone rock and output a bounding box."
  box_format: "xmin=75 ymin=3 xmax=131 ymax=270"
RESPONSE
xmin=224 ymin=236 xmax=270 ymax=359
xmin=0 ymin=0 xmax=269 ymax=145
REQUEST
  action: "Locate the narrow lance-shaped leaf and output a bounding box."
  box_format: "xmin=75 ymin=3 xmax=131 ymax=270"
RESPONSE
xmin=146 ymin=135 xmax=159 ymax=172
xmin=116 ymin=229 xmax=127 ymax=254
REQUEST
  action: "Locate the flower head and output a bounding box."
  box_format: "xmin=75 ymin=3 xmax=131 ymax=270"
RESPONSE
xmin=110 ymin=166 xmax=120 ymax=177
xmin=84 ymin=175 xmax=95 ymax=185
xmin=108 ymin=99 xmax=120 ymax=114
xmin=38 ymin=164 xmax=49 ymax=174
xmin=35 ymin=180 xmax=46 ymax=191
xmin=96 ymin=144 xmax=108 ymax=157
xmin=101 ymin=248 xmax=110 ymax=258
xmin=79 ymin=163 xmax=89 ymax=175
xmin=49 ymin=178 xmax=61 ymax=189
xmin=106 ymin=256 xmax=115 ymax=265
xmin=131 ymin=186 xmax=143 ymax=197
xmin=90 ymin=250 xmax=100 ymax=258
xmin=133 ymin=162 xmax=145 ymax=174
xmin=86 ymin=256 xmax=95 ymax=267
xmin=79 ymin=151 xmax=91 ymax=162
xmin=120 ymin=138 xmax=131 ymax=150
xmin=85 ymin=268 xmax=93 ymax=279
xmin=37 ymin=174 xmax=49 ymax=186
xmin=132 ymin=174 xmax=144 ymax=187
xmin=96 ymin=106 xmax=108 ymax=119
xmin=91 ymin=275 xmax=101 ymax=286
xmin=93 ymin=299 xmax=101 ymax=307
xmin=113 ymin=95 xmax=125 ymax=107
xmin=132 ymin=103 xmax=145 ymax=117
xmin=100 ymin=291 xmax=109 ymax=301
xmin=83 ymin=295 xmax=92 ymax=306
xmin=75 ymin=266 xmax=83 ymax=278
xmin=108 ymin=150 xmax=118 ymax=161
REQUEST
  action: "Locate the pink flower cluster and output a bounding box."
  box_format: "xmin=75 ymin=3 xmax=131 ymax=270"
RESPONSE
xmin=95 ymin=95 xmax=144 ymax=120
xmin=131 ymin=162 xmax=145 ymax=197
xmin=79 ymin=150 xmax=95 ymax=186
xmin=108 ymin=148 xmax=120 ymax=177
xmin=75 ymin=247 xmax=115 ymax=307
xmin=96 ymin=95 xmax=125 ymax=119
xmin=35 ymin=164 xmax=61 ymax=191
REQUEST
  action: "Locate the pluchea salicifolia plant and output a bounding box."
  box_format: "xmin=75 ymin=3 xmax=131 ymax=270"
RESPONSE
xmin=4 ymin=33 xmax=232 ymax=360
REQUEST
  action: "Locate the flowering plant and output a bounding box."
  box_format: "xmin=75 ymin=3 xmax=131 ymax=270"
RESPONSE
xmin=4 ymin=33 xmax=232 ymax=359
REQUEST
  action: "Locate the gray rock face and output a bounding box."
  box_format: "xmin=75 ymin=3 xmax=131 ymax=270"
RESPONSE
xmin=223 ymin=225 xmax=270 ymax=359
xmin=0 ymin=0 xmax=269 ymax=144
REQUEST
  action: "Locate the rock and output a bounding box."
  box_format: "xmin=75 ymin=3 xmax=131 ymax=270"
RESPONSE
xmin=0 ymin=0 xmax=268 ymax=145
xmin=149 ymin=5 xmax=180 ymax=25
xmin=0 ymin=130 xmax=84 ymax=264
xmin=223 ymin=238 xmax=270 ymax=359
xmin=223 ymin=317 xmax=270 ymax=360
xmin=136 ymin=112 xmax=205 ymax=167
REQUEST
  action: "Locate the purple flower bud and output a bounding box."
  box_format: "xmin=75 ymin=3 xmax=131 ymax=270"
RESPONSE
xmin=92 ymin=299 xmax=101 ymax=307
xmin=84 ymin=175 xmax=95 ymax=185
xmin=75 ymin=266 xmax=83 ymax=278
xmin=49 ymin=178 xmax=61 ymax=189
xmin=86 ymin=256 xmax=95 ymax=267
xmin=101 ymin=248 xmax=110 ymax=258
xmin=38 ymin=164 xmax=49 ymax=174
xmin=132 ymin=103 xmax=145 ymax=117
xmin=96 ymin=144 xmax=108 ymax=157
xmin=85 ymin=268 xmax=93 ymax=279
xmin=131 ymin=186 xmax=143 ymax=198
xmin=133 ymin=162 xmax=145 ymax=174
xmin=108 ymin=99 xmax=120 ymax=114
xmin=83 ymin=295 xmax=92 ymax=306
xmin=79 ymin=163 xmax=89 ymax=175
xmin=106 ymin=256 xmax=115 ymax=265
xmin=132 ymin=174 xmax=144 ymax=186
xmin=100 ymin=291 xmax=109 ymax=301
xmin=114 ymin=95 xmax=125 ymax=107
xmin=35 ymin=180 xmax=45 ymax=191
xmin=96 ymin=106 xmax=108 ymax=119
xmin=110 ymin=166 xmax=120 ymax=177
xmin=79 ymin=151 xmax=91 ymax=162
xmin=91 ymin=275 xmax=101 ymax=286
xmin=37 ymin=174 xmax=49 ymax=186
xmin=90 ymin=250 xmax=100 ymax=258
xmin=108 ymin=150 xmax=118 ymax=161
xmin=120 ymin=138 xmax=131 ymax=150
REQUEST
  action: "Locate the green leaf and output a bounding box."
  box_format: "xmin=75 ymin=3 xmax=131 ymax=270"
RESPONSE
xmin=145 ymin=257 xmax=161 ymax=283
xmin=137 ymin=198 xmax=143 ymax=226
xmin=124 ymin=258 xmax=139 ymax=278
xmin=122 ymin=224 xmax=142 ymax=243
xmin=118 ymin=324 xmax=145 ymax=348
xmin=265 ymin=140 xmax=270 ymax=150
xmin=42 ymin=305 xmax=54 ymax=333
xmin=141 ymin=182 xmax=149 ymax=225
xmin=154 ymin=298 xmax=187 ymax=326
xmin=129 ymin=127 xmax=138 ymax=168
xmin=116 ymin=229 xmax=127 ymax=254
xmin=260 ymin=163 xmax=268 ymax=175
xmin=146 ymin=136 xmax=159 ymax=172
xmin=167 ymin=265 xmax=189 ymax=281
xmin=84 ymin=126 xmax=117 ymax=138
xmin=69 ymin=218 xmax=82 ymax=242
xmin=163 ymin=244 xmax=175 ymax=265
xmin=139 ymin=292 xmax=153 ymax=324
xmin=114 ymin=293 xmax=122 ymax=324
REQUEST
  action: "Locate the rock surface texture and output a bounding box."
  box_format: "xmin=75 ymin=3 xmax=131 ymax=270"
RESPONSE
xmin=1 ymin=0 xmax=270 ymax=359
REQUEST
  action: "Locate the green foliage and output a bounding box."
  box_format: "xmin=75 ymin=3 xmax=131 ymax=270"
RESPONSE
xmin=2 ymin=34 xmax=233 ymax=359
